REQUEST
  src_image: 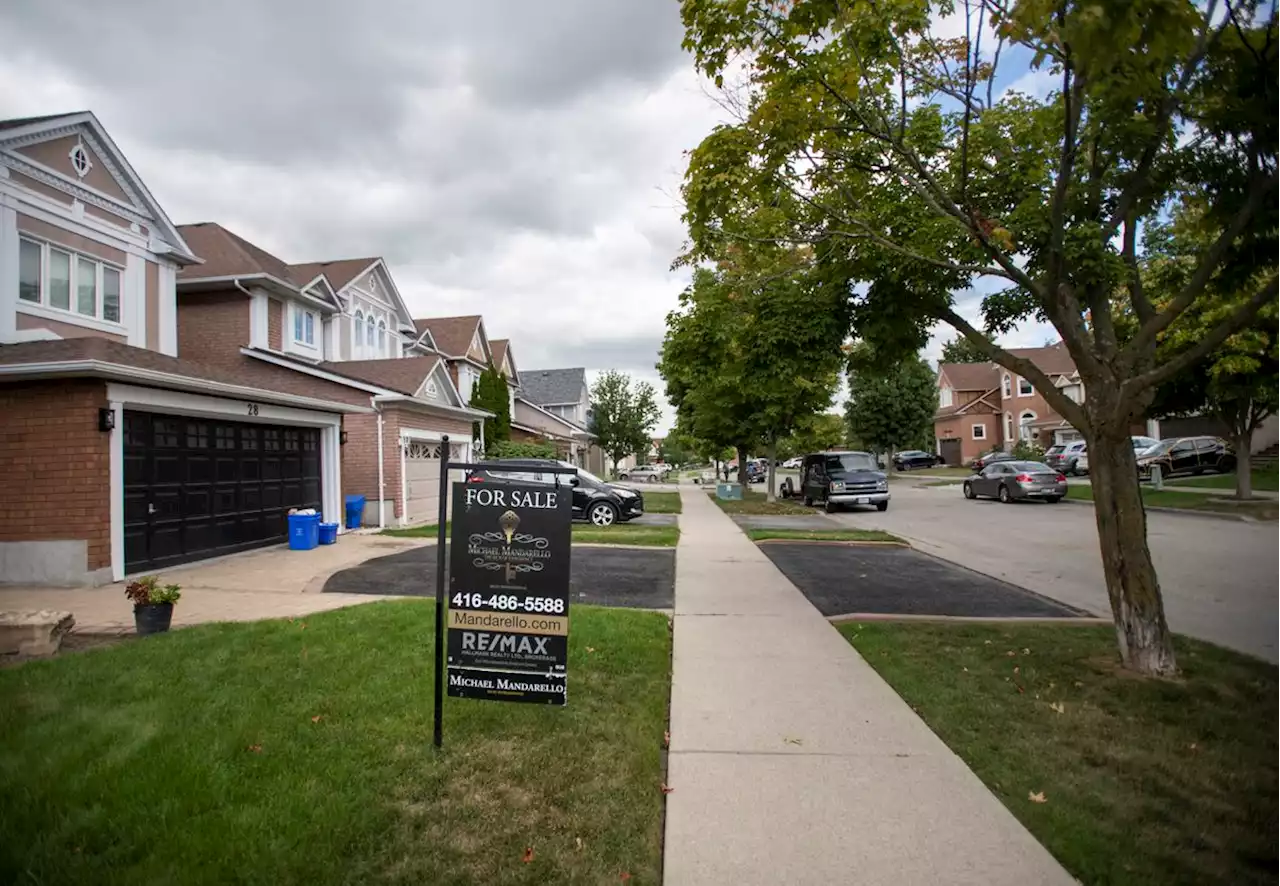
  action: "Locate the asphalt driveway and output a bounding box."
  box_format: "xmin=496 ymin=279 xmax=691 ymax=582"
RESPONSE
xmin=323 ymin=543 xmax=675 ymax=610
xmin=757 ymin=542 xmax=1088 ymax=618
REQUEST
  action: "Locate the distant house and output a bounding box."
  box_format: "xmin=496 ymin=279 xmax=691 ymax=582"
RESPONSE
xmin=934 ymin=343 xmax=1088 ymax=465
xmin=518 ymin=367 xmax=603 ymax=472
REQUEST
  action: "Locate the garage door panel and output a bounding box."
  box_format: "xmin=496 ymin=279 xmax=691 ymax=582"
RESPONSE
xmin=123 ymin=411 xmax=324 ymax=573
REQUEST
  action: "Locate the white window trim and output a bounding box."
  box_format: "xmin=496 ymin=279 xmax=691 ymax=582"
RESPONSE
xmin=1017 ymin=376 xmax=1034 ymax=397
xmin=18 ymin=235 xmax=125 ymax=326
xmin=971 ymin=423 xmax=986 ymax=440
xmin=939 ymin=386 xmax=953 ymax=408
xmin=1019 ymin=410 xmax=1038 ymax=441
xmin=1005 ymin=412 xmax=1013 ymax=441
xmin=1002 ymin=375 xmax=1012 ymax=398
xmin=287 ymin=303 xmax=320 ymax=354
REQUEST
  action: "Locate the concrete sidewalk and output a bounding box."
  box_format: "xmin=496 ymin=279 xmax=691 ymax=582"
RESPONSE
xmin=663 ymin=488 xmax=1075 ymax=886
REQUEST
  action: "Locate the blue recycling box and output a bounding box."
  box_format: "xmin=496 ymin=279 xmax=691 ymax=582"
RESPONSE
xmin=344 ymin=494 xmax=366 ymax=530
xmin=318 ymin=522 xmax=339 ymax=545
xmin=288 ymin=513 xmax=321 ymax=551
xmin=716 ymin=482 xmax=743 ymax=501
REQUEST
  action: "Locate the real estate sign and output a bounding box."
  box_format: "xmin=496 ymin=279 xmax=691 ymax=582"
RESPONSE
xmin=446 ymin=481 xmax=572 ymax=705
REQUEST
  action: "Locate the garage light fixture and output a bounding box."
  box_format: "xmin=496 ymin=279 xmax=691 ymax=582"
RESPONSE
xmin=340 ymin=431 xmax=349 ymax=445
xmin=98 ymin=408 xmax=115 ymax=432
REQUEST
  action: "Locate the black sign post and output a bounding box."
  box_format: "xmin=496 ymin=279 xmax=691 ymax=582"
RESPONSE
xmin=430 ymin=452 xmax=575 ymax=747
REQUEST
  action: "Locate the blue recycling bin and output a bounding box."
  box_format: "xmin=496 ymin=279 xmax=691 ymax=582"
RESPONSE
xmin=288 ymin=513 xmax=321 ymax=551
xmin=716 ymin=482 xmax=743 ymax=501
xmin=318 ymin=522 xmax=339 ymax=545
xmin=344 ymin=494 xmax=366 ymax=530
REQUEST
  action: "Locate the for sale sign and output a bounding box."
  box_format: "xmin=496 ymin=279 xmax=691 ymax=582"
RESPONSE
xmin=447 ymin=481 xmax=572 ymax=705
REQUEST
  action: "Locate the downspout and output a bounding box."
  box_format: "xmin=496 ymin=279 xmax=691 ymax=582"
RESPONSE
xmin=376 ymin=400 xmax=386 ymax=529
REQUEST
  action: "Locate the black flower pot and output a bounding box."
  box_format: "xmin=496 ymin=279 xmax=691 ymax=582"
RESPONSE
xmin=134 ymin=602 xmax=174 ymax=636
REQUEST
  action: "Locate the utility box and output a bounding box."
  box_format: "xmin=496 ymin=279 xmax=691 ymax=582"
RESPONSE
xmin=716 ymin=482 xmax=744 ymax=501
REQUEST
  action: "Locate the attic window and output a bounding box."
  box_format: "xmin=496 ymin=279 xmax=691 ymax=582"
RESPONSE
xmin=368 ymin=276 xmax=378 ymax=294
xmin=69 ymin=143 xmax=92 ymax=179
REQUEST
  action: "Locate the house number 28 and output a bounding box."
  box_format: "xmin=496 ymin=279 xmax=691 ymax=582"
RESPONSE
xmin=246 ymin=403 xmax=260 ymax=416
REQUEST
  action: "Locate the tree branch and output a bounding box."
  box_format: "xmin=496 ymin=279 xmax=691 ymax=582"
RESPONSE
xmin=939 ymin=306 xmax=1089 ymax=428
xmin=1123 ymin=274 xmax=1279 ymax=395
xmin=1123 ymin=213 xmax=1154 ymax=323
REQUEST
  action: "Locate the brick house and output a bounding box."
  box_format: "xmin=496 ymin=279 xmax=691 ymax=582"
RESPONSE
xmin=174 ymin=223 xmax=488 ymax=530
xmin=408 ymin=315 xmax=493 ymax=404
xmin=519 ymin=367 xmax=604 ymax=473
xmin=934 ymin=343 xmax=1087 ymax=465
xmin=0 ymin=112 xmax=375 ymax=584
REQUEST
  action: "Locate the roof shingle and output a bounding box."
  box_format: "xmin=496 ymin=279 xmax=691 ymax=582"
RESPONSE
xmin=176 ymin=223 xmax=295 ymax=283
xmin=938 ymin=362 xmax=999 ymax=392
xmin=414 ymin=316 xmax=482 ymax=359
xmin=521 ymin=368 xmax=586 ymax=406
xmin=289 ymin=257 xmax=378 ymax=293
xmin=317 ymin=357 xmax=442 ymax=397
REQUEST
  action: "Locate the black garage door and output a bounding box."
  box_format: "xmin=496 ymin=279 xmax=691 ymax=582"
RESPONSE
xmin=123 ymin=411 xmax=323 ymax=572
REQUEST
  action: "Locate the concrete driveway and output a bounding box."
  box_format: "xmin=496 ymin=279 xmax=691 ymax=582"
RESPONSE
xmin=828 ymin=483 xmax=1280 ymax=662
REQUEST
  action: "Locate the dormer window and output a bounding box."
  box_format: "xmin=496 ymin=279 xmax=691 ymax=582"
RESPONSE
xmin=69 ymin=143 xmax=92 ymax=179
xmin=293 ymin=306 xmax=316 ymax=346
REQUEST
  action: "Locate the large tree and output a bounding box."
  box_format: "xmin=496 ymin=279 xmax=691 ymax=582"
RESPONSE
xmin=469 ymin=364 xmax=511 ymax=455
xmin=940 ymin=335 xmax=990 ymax=364
xmin=778 ymin=412 xmax=848 ymax=459
xmin=845 ymin=347 xmax=939 ymax=458
xmin=588 ymin=370 xmax=661 ymax=472
xmin=678 ymin=0 xmax=1278 ymax=675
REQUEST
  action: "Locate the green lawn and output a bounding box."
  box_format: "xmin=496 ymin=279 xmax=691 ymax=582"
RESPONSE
xmin=1166 ymin=470 xmax=1279 ymax=492
xmin=707 ymin=491 xmax=812 ymax=516
xmin=572 ymin=525 xmax=679 ymax=547
xmin=898 ymin=466 xmax=972 ymax=478
xmin=1065 ymin=484 xmax=1278 ymax=520
xmin=747 ymin=528 xmax=905 ymax=544
xmin=840 ymin=622 xmax=1277 ymax=886
xmin=639 ymin=492 xmax=682 ymax=514
xmin=381 ymin=521 xmax=449 ymax=538
xmin=0 ymin=601 xmax=671 ymax=885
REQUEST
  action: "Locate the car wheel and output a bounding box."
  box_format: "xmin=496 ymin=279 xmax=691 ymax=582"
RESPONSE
xmin=588 ymin=502 xmax=618 ymax=526
xmin=824 ymin=499 xmax=840 ymax=514
xmin=1046 ymin=496 xmax=1062 ymax=503
xmin=1193 ymin=467 xmax=1205 ymax=475
xmin=876 ymin=502 xmax=889 ymax=512
xmin=803 ymin=494 xmax=813 ymax=507
xmin=619 ymin=473 xmax=630 ymax=481
xmin=647 ymin=475 xmax=657 ymax=483
xmin=998 ymin=484 xmax=1013 ymax=503
xmin=963 ymin=482 xmax=976 ymax=500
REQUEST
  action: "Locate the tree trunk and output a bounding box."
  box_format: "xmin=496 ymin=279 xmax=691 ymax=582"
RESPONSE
xmin=1087 ymin=424 xmax=1179 ymax=676
xmin=765 ymin=438 xmax=778 ymax=503
xmin=1234 ymin=428 xmax=1254 ymax=500
xmin=736 ymin=445 xmax=749 ymax=487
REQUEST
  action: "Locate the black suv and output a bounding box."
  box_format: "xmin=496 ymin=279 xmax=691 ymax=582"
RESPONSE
xmin=468 ymin=459 xmax=644 ymax=526
xmin=1136 ymin=437 xmax=1236 ymax=479
xmin=799 ymin=451 xmax=890 ymax=513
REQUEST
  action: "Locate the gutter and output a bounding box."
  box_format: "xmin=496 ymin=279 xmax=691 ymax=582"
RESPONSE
xmin=0 ymin=360 xmax=372 ymax=413
xmin=372 ymin=393 xmax=491 ymax=421
xmin=376 ymin=403 xmax=386 ymax=529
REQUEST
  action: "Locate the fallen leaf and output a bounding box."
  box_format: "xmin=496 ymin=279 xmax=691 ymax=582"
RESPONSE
xmin=663 ymin=731 xmax=671 ymax=747
xmin=247 ymin=744 xmax=262 ymax=753
xmin=1015 ymin=683 xmax=1025 ymax=694
xmin=620 ymin=874 xmax=632 ymax=882
xmin=1013 ymin=666 xmax=1020 ymax=674
xmin=1029 ymin=791 xmax=1047 ymax=804
xmin=784 ymin=736 xmax=803 ymax=745
xmin=586 ymin=647 xmax=596 ymax=654
xmin=1189 ymin=742 xmax=1199 ymax=751
xmin=300 ymin=623 xmax=306 ymax=630
xmin=962 ymin=666 xmax=968 ymax=672
xmin=984 ymin=640 xmax=992 ymax=645
xmin=1022 ymin=648 xmax=1031 ymax=655
xmin=521 ymin=847 xmax=534 ymax=864
xmin=311 ymin=715 xmax=323 ymax=723
xmin=1006 ymin=650 xmax=1016 ymax=657
xmin=575 ymin=837 xmax=584 ymax=852
xmin=1050 ymin=701 xmax=1065 ymax=714
xmin=1074 ymin=681 xmax=1084 ymax=688
xmin=660 ymin=783 xmax=674 ymax=794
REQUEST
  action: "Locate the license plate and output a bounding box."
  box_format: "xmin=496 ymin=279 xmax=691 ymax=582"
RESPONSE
xmin=855 ymin=497 xmax=868 ymax=504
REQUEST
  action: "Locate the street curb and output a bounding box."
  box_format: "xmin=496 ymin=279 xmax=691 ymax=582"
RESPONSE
xmin=828 ymin=613 xmax=1111 ymax=626
xmin=1060 ymin=497 xmax=1258 ymax=523
xmin=751 ymin=539 xmax=911 ymax=548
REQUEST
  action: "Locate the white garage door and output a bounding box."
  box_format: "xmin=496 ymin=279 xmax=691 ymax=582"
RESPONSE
xmin=404 ymin=439 xmax=469 ymax=525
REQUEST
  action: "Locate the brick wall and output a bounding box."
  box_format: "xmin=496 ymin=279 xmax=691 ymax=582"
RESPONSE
xmin=268 ymin=298 xmax=282 ymax=350
xmin=0 ymin=380 xmax=111 ymax=570
xmin=936 ymin=412 xmax=1000 ymax=465
xmin=342 ymin=408 xmax=474 ymax=522
xmin=177 ymin=290 xmax=250 ymax=367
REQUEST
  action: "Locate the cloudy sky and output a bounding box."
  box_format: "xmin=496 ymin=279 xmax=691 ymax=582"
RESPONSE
xmin=1 ymin=0 xmax=1055 ymax=432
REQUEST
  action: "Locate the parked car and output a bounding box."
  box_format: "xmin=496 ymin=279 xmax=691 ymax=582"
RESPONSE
xmin=1076 ymin=449 xmax=1089 ymax=474
xmin=970 ymin=450 xmax=1016 ymax=471
xmin=1136 ymin=436 xmax=1236 ymax=479
xmin=746 ymin=460 xmax=769 ymax=484
xmin=963 ymin=461 xmax=1067 ymax=504
xmin=1131 ymin=436 xmax=1160 ymax=455
xmin=893 ymin=450 xmax=943 ymax=471
xmin=1044 ymin=440 xmax=1088 ymax=475
xmin=469 ymin=459 xmax=644 ymax=525
xmin=799 ymin=451 xmax=890 ymax=513
xmin=619 ymin=464 xmax=667 ymax=483
xmin=781 ymin=456 xmax=803 ymax=469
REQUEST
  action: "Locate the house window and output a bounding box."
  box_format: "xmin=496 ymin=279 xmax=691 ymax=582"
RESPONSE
xmin=1018 ymin=377 xmax=1034 ymax=396
xmin=17 ymin=237 xmax=123 ymax=324
xmin=69 ymin=143 xmax=92 ymax=178
xmin=939 ymin=386 xmax=952 ymax=408
xmin=1019 ymin=410 xmax=1037 ymax=441
xmin=972 ymin=424 xmax=986 ymax=440
xmin=292 ymin=308 xmax=315 ymax=345
xmin=378 ymin=320 xmax=386 ymax=354
xmin=1005 ymin=412 xmax=1013 ymax=440
xmin=354 ymin=311 xmax=365 ymax=355
xmin=1002 ymin=375 xmax=1012 ymax=398
xmin=367 ymin=316 xmax=375 ymax=347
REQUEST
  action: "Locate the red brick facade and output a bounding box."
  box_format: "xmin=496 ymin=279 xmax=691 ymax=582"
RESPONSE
xmin=0 ymin=380 xmax=110 ymax=571
xmin=177 ymin=290 xmax=250 ymax=366
xmin=342 ymin=407 xmax=473 ymax=522
xmin=267 ymin=298 xmax=282 ymax=350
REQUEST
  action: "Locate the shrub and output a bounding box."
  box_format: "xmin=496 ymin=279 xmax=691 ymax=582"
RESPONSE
xmin=124 ymin=575 xmax=182 ymax=606
xmin=489 ymin=440 xmax=559 ymax=460
xmin=1011 ymin=440 xmax=1046 ymax=461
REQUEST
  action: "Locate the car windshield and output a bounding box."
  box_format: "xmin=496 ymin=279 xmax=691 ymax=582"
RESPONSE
xmin=1131 ymin=437 xmax=1159 ymax=451
xmin=1143 ymin=440 xmax=1177 ymax=455
xmin=1046 ymin=445 xmax=1064 ymax=455
xmin=560 ymin=461 xmax=604 ymax=486
xmin=826 ymin=453 xmax=877 ymax=472
xmin=1011 ymin=461 xmax=1054 ymax=472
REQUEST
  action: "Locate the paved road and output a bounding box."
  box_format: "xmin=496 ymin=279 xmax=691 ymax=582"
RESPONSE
xmin=828 ymin=483 xmax=1279 ymax=662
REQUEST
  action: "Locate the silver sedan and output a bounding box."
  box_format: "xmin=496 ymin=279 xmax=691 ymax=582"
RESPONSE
xmin=963 ymin=460 xmax=1067 ymax=504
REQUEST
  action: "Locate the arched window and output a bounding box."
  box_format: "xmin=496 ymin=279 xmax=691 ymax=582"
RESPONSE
xmin=1019 ymin=410 xmax=1037 ymax=441
xmin=367 ymin=315 xmax=376 ymax=347
xmin=353 ymin=311 xmax=365 ymax=354
xmin=1002 ymin=375 xmax=1012 ymax=398
xmin=378 ymin=320 xmax=387 ymax=354
xmin=1005 ymin=412 xmax=1013 ymax=441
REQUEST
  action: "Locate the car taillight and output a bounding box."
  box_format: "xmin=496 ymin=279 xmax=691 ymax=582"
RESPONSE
xmin=1016 ymin=473 xmax=1033 ymax=483
xmin=1056 ymin=474 xmax=1066 ymax=483
xmin=467 ymin=474 xmax=484 ymax=483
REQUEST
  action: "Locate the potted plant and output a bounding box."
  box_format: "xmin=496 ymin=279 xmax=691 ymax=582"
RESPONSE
xmin=124 ymin=575 xmax=182 ymax=636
